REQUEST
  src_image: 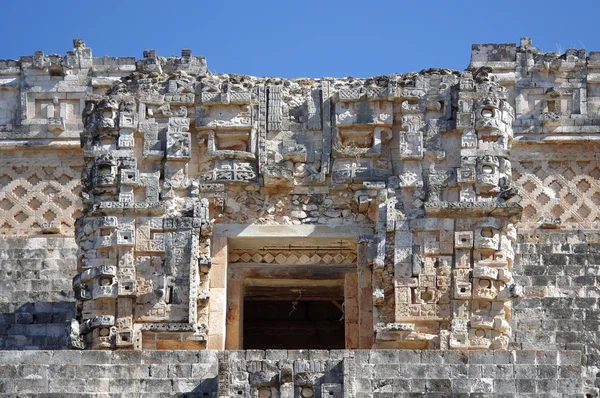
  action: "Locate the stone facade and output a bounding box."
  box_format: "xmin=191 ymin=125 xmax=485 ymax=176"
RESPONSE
xmin=0 ymin=349 xmax=586 ymax=396
xmin=1 ymin=37 xmax=600 ymax=395
xmin=71 ymin=40 xmax=524 ymax=353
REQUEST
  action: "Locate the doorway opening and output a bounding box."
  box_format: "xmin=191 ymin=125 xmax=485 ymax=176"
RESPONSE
xmin=226 ymin=236 xmax=359 ymax=350
xmin=243 ymin=299 xmax=345 ymax=349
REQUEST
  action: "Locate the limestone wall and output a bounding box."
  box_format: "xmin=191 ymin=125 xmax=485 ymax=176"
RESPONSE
xmin=0 ymin=349 xmax=585 ymax=396
xmin=3 ymin=233 xmax=596 ymax=393
xmin=0 ymin=237 xmax=77 ymax=349
xmin=0 ymin=350 xmax=218 ymax=395
xmin=512 ymin=231 xmax=600 ymax=353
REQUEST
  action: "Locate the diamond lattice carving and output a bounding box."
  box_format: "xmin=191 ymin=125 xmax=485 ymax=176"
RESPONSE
xmin=514 ymin=160 xmax=600 ymax=229
xmin=228 ymin=250 xmax=357 ymax=265
xmin=0 ymin=166 xmax=81 ymax=236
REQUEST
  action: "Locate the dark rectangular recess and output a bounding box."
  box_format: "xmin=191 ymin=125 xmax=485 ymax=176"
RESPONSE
xmin=243 ymin=300 xmax=345 ymax=349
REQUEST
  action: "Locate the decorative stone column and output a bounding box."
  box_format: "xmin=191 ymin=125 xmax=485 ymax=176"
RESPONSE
xmin=70 ymin=52 xmax=212 ymax=350
xmin=380 ymin=70 xmax=522 ymax=350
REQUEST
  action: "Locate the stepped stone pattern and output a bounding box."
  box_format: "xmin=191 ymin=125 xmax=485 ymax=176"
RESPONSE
xmin=0 ymin=37 xmax=600 ymax=395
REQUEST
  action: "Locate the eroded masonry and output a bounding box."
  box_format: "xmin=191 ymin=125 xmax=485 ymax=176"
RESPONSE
xmin=2 ymin=36 xmax=600 ymax=395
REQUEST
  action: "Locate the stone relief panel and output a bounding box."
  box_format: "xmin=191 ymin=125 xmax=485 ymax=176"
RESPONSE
xmin=471 ymin=37 xmax=600 ymax=233
xmin=0 ymin=40 xmax=91 ymax=237
xmin=66 ymin=58 xmax=524 ymax=351
xmin=382 ymin=69 xmax=521 ymax=350
xmin=72 ymin=62 xmax=211 ymax=349
xmin=511 ymin=45 xmax=588 ymax=134
xmin=218 ymin=352 xmax=343 ymax=398
xmin=229 ymin=248 xmax=357 ymax=266
xmin=197 ymin=75 xmax=258 ymax=185
xmin=331 ymin=83 xmax=393 ymax=186
xmin=0 ymin=152 xmax=82 ymax=236
xmin=514 ymin=158 xmax=600 ymax=229
xmin=262 ymin=80 xmax=330 ymax=187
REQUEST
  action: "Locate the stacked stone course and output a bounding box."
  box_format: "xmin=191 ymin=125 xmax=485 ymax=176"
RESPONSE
xmin=0 ymin=349 xmax=586 ymax=396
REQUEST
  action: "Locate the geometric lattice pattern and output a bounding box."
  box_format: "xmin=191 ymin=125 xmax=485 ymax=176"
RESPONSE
xmin=0 ymin=165 xmax=81 ymax=236
xmin=228 ymin=250 xmax=358 ymax=265
xmin=514 ymin=161 xmax=600 ymax=229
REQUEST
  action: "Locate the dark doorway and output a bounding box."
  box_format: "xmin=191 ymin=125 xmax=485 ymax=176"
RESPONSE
xmin=243 ymin=300 xmax=345 ymax=349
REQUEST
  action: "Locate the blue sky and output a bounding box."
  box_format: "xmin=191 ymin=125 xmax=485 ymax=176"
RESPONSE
xmin=1 ymin=0 xmax=599 ymax=78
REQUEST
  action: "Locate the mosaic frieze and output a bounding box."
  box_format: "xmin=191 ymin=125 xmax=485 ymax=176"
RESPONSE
xmin=7 ymin=38 xmax=600 ymax=351
xmin=57 ymin=39 xmax=600 ymax=351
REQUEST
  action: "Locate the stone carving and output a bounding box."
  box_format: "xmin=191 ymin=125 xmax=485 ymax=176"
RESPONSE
xmin=331 ymin=81 xmax=393 ymax=186
xmin=217 ymin=352 xmax=344 ymax=398
xmin=514 ymin=159 xmax=600 ymax=229
xmin=0 ymin=162 xmax=81 ymax=236
xmin=197 ymin=75 xmax=258 ymax=184
xmin=0 ymin=37 xmax=582 ymax=351
xmin=65 ymin=44 xmax=526 ymax=351
xmin=73 ymin=67 xmax=210 ymax=350
xmin=8 ymin=36 xmax=600 ymax=398
xmin=259 ymin=81 xmax=332 ymax=188
xmin=383 ymin=69 xmax=521 ymax=350
xmin=229 ymin=250 xmax=357 ymax=265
